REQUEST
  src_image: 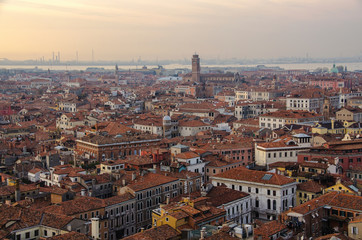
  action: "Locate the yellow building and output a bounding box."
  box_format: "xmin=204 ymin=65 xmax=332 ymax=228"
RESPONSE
xmin=324 ymin=180 xmax=359 ymax=195
xmin=152 ymin=197 xmax=226 ymax=232
xmin=296 ymin=180 xmax=323 ymax=205
xmin=268 ymin=162 xmax=298 ymax=177
xmin=312 ymin=119 xmax=345 ymax=135
xmin=345 ymin=122 xmax=362 ymax=135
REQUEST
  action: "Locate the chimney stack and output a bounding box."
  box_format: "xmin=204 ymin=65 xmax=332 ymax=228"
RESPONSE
xmin=81 ymin=189 xmax=86 ymax=196
xmin=200 ymin=227 xmax=206 ymax=240
xmin=15 ymin=179 xmax=21 ymax=202
xmin=91 ymin=218 xmax=100 ymax=240
xmin=331 ymin=118 xmax=335 ymax=130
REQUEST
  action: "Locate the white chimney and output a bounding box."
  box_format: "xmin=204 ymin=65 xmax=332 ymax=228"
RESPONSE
xmin=91 ymin=218 xmax=100 ymax=240
xmin=81 ymin=189 xmax=86 ymax=196
xmin=200 ymin=227 xmax=206 ymax=240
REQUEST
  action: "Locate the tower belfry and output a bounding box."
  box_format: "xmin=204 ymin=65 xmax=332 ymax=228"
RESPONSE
xmin=192 ymin=53 xmax=200 ymax=83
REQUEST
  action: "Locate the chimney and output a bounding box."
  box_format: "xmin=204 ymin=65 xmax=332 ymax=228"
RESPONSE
xmin=73 ymin=153 xmax=76 ymax=167
xmin=91 ymin=218 xmax=100 ymax=240
xmin=122 ymin=179 xmax=126 ymax=186
xmin=132 ymin=172 xmax=136 ymax=181
xmin=200 ymin=227 xmax=206 ymax=240
xmin=331 ymin=118 xmax=335 ymax=130
xmin=81 ymin=189 xmax=86 ymax=196
xmin=166 ymin=195 xmax=170 ymax=205
xmin=140 ymin=227 xmax=145 ymax=233
xmin=15 ymin=179 xmax=21 ymax=202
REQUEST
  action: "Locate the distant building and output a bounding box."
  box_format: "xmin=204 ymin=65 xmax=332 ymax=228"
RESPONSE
xmin=76 ymin=134 xmax=161 ymax=161
xmin=259 ymin=110 xmax=323 ymax=130
xmin=336 ymin=107 xmax=362 ymax=122
xmin=298 ymin=139 xmax=362 ymax=173
xmin=235 ymin=89 xmax=283 ymax=102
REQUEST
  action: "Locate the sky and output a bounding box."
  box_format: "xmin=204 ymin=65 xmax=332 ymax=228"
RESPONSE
xmin=0 ymin=0 xmax=362 ymax=61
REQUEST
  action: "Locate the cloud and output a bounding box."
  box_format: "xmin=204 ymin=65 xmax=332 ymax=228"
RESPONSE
xmin=1 ymin=0 xmax=361 ymax=60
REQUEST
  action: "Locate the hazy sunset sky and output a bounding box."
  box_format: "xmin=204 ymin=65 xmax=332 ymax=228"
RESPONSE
xmin=0 ymin=0 xmax=361 ymax=61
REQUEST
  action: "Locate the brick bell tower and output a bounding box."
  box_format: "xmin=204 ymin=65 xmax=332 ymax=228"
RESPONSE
xmin=192 ymin=53 xmax=201 ymax=83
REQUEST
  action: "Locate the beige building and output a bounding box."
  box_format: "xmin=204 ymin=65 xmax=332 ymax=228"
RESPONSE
xmin=348 ymin=96 xmax=362 ymax=108
xmin=235 ymin=89 xmax=282 ymax=102
xmin=99 ymin=160 xmax=125 ymax=174
xmin=349 ymin=215 xmax=362 ymax=239
xmin=178 ymin=119 xmax=210 ymax=137
xmin=56 ymin=113 xmax=84 ymax=130
xmin=336 ymin=107 xmax=362 ymax=122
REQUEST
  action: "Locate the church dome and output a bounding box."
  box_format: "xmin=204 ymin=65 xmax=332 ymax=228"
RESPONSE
xmin=163 ymin=115 xmax=171 ymax=121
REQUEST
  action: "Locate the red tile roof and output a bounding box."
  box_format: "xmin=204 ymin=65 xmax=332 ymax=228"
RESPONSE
xmin=44 ymin=196 xmax=106 ymax=216
xmin=213 ymin=167 xmax=295 ymax=186
xmin=127 ymin=172 xmax=179 ymax=192
xmin=122 ymin=224 xmax=180 ymax=240
xmin=205 ymin=186 xmax=250 ymax=207
xmin=297 ymin=181 xmax=324 ymax=193
xmin=175 ymin=151 xmax=199 ymax=159
xmin=290 ymin=191 xmax=362 ymax=215
xmin=254 ymin=220 xmax=288 ymax=238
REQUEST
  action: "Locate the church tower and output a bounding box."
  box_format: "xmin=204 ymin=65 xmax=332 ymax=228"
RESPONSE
xmin=192 ymin=54 xmax=201 ymax=83
xmin=322 ymin=98 xmax=331 ymax=120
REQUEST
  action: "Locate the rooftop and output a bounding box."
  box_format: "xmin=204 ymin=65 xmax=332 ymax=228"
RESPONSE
xmin=213 ymin=167 xmax=295 ymax=186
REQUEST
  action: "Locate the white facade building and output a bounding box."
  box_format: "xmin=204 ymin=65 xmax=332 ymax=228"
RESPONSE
xmin=255 ymin=134 xmax=312 ymax=167
xmin=286 ymin=97 xmax=322 ymax=113
xmin=211 ymin=168 xmax=297 ymax=220
xmin=175 ymin=151 xmax=206 ymax=182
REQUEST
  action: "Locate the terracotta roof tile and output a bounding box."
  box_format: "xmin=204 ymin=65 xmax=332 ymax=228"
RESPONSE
xmin=127 ymin=172 xmax=179 ymax=192
xmin=175 ymin=151 xmax=199 ymax=159
xmin=290 ymin=191 xmax=362 ymax=215
xmin=122 ymin=224 xmax=180 ymax=240
xmin=297 ymin=181 xmax=324 ymax=193
xmin=254 ymin=220 xmax=288 ymax=238
xmin=213 ymin=167 xmax=295 ymax=186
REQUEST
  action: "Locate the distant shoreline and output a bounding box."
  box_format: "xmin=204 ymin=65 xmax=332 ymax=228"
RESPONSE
xmin=1 ymin=61 xmax=362 ymax=72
